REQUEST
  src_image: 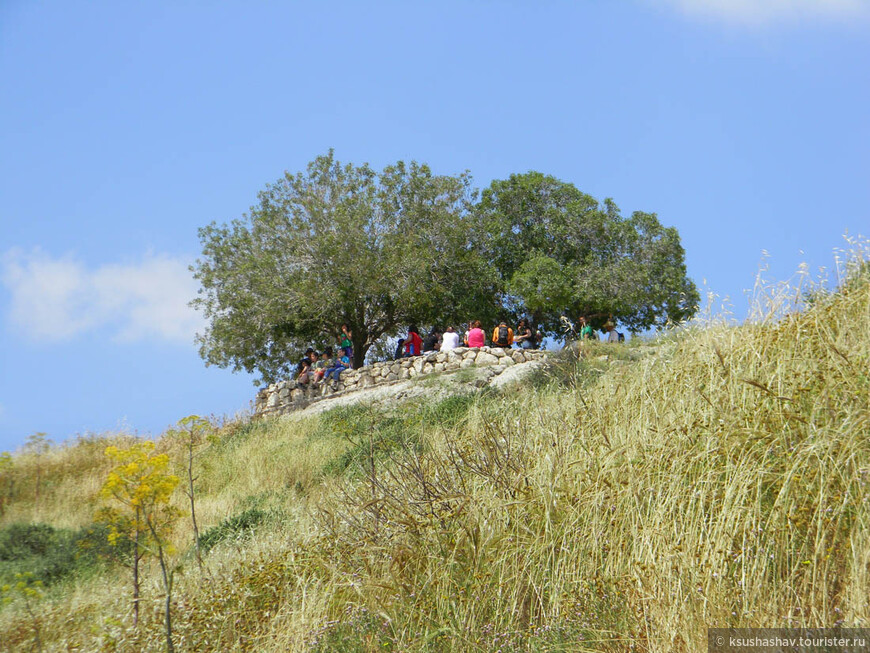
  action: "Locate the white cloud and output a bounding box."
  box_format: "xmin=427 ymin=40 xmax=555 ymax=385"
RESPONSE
xmin=1 ymin=249 xmax=204 ymax=344
xmin=655 ymin=0 xmax=868 ymax=25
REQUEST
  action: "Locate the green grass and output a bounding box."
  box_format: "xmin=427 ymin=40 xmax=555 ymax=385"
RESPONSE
xmin=198 ymin=507 xmax=269 ymax=554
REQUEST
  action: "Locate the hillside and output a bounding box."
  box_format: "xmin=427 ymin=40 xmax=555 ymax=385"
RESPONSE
xmin=1 ymin=268 xmax=868 ymax=652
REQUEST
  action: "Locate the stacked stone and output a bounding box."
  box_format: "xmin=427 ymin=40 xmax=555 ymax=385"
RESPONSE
xmin=254 ymin=347 xmax=548 ymax=417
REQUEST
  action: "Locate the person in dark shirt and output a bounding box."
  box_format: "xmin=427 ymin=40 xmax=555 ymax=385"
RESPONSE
xmin=514 ymin=318 xmax=534 ymax=349
xmin=422 ymin=329 xmax=441 ymax=353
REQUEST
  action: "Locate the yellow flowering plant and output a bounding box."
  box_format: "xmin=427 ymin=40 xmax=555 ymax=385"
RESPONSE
xmin=95 ymin=441 xmax=182 ymax=651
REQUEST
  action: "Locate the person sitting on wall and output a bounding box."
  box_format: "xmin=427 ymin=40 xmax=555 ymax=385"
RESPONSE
xmin=296 ymin=357 xmax=313 ymax=387
xmin=492 ymin=320 xmax=514 ymax=348
xmin=440 ymin=326 xmax=460 ymax=352
xmin=313 ymin=348 xmax=333 ymax=384
xmin=394 ymin=338 xmax=405 ymax=359
xmin=466 ymin=320 xmax=486 ymax=348
xmin=514 ymin=318 xmax=534 ymax=349
xmin=404 ymin=325 xmax=423 ymax=357
xmin=325 ymin=351 xmax=351 ymax=389
xmin=422 ymin=328 xmax=441 ymax=354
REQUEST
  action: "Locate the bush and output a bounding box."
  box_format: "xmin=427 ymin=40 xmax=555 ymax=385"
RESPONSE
xmin=0 ymin=522 xmax=115 ymax=588
xmin=198 ymin=507 xmax=268 ymax=554
xmin=0 ymin=523 xmax=57 ymax=561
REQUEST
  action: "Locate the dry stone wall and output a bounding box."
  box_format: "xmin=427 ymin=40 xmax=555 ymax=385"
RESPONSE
xmin=254 ymin=346 xmax=549 ymax=418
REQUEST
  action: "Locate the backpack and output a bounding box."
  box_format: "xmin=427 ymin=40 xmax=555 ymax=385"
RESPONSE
xmin=496 ymin=325 xmax=510 ymax=346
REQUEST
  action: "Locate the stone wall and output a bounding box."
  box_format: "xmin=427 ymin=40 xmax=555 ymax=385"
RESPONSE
xmin=254 ymin=346 xmax=549 ymax=418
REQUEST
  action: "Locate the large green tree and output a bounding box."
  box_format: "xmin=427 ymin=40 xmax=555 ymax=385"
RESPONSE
xmin=192 ymin=151 xmax=497 ymax=383
xmin=475 ymin=172 xmax=699 ymax=333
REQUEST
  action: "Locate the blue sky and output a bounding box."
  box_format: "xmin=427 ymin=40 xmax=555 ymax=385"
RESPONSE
xmin=1 ymin=1 xmax=868 ymax=452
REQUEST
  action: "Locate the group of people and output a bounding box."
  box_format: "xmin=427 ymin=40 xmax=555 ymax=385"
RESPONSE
xmin=577 ymin=316 xmax=625 ymax=343
xmin=395 ymin=318 xmax=542 ymax=357
xmin=293 ymin=318 xmax=545 ymax=390
xmin=294 ymin=315 xmax=623 ymax=390
xmin=294 ymin=324 xmax=355 ymax=389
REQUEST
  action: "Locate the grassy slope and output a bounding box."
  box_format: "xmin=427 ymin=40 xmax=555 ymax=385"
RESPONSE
xmin=1 ymin=273 xmax=868 ymax=652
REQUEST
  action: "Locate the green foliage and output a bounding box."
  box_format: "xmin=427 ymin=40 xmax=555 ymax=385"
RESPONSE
xmin=508 ymin=254 xmax=574 ymax=319
xmin=420 ymin=393 xmax=477 ymax=429
xmin=315 ymin=396 xmax=478 ymax=478
xmin=475 ymin=171 xmax=698 ymax=333
xmin=198 ymin=507 xmax=269 ymax=554
xmin=0 ymin=522 xmax=116 ymax=588
xmin=192 ymin=150 xmax=497 ymax=382
xmin=0 ymin=523 xmax=57 ymax=561
xmin=193 ymin=157 xmax=697 ymax=381
xmin=321 ymin=414 xmax=420 ymax=477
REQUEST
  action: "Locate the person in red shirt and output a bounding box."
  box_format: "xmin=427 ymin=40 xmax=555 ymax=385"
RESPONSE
xmin=403 ymin=325 xmax=423 ymax=357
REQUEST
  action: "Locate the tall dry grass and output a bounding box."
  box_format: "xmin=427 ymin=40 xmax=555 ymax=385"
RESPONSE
xmin=295 ymin=253 xmax=869 ymax=651
xmin=1 ymin=249 xmax=867 ymax=652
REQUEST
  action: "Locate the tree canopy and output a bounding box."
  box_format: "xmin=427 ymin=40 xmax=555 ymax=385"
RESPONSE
xmin=475 ymin=172 xmax=699 ymax=333
xmin=193 ymin=155 xmax=698 ymax=384
xmin=192 ymin=151 xmax=498 ymax=383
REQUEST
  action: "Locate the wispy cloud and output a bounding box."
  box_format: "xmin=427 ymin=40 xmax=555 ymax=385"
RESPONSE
xmin=1 ymin=249 xmax=204 ymax=344
xmin=655 ymin=0 xmax=867 ymax=25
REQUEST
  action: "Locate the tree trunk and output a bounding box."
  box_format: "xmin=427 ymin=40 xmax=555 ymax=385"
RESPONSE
xmin=351 ymin=332 xmax=369 ymax=369
xmin=531 ymin=311 xmax=543 ymax=347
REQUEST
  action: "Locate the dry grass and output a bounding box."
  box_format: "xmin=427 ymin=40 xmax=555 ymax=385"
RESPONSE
xmin=1 ymin=250 xmax=868 ymax=652
xmin=0 ymin=433 xmax=140 ymax=528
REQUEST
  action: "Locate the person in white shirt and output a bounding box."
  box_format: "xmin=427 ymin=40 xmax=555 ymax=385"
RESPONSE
xmin=440 ymin=325 xmax=460 ymax=351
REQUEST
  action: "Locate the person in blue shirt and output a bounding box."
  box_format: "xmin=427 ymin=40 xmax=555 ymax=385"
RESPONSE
xmin=325 ymin=352 xmax=351 ymax=389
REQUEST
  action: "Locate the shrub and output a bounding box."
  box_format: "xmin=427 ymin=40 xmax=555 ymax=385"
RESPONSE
xmin=0 ymin=522 xmax=115 ymax=588
xmin=198 ymin=507 xmax=268 ymax=554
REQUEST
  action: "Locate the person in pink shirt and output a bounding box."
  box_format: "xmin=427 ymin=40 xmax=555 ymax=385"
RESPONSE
xmin=465 ymin=320 xmax=486 ymax=348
